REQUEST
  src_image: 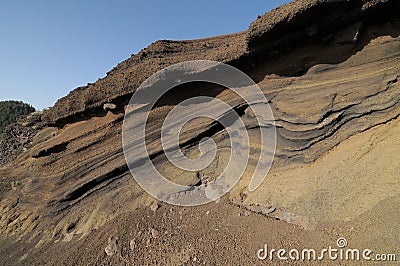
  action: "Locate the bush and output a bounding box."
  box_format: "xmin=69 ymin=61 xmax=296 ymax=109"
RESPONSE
xmin=0 ymin=101 xmax=35 ymax=137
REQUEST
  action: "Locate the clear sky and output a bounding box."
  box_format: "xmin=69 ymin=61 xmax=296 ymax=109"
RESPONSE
xmin=0 ymin=0 xmax=290 ymax=110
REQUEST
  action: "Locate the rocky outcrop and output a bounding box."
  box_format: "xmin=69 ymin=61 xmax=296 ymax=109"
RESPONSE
xmin=41 ymin=34 xmax=247 ymax=127
xmin=247 ymin=0 xmax=398 ymax=51
xmin=0 ymin=116 xmax=42 ymax=167
xmin=42 ymin=0 xmax=400 ymax=127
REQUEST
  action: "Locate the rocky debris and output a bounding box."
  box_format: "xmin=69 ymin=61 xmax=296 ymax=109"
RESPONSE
xmin=21 ymin=111 xmax=42 ymax=127
xmin=197 ymin=172 xmax=217 ymax=185
xmin=0 ymin=123 xmax=38 ymax=166
xmin=230 ymin=198 xmax=276 ymax=217
xmin=0 ymin=111 xmax=45 ymax=166
xmin=230 ymin=198 xmax=313 ymax=229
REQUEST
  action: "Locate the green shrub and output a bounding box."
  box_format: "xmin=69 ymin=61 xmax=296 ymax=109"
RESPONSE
xmin=11 ymin=180 xmax=22 ymax=189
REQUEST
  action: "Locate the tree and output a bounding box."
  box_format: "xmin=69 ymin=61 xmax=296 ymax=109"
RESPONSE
xmin=0 ymin=101 xmax=36 ymax=137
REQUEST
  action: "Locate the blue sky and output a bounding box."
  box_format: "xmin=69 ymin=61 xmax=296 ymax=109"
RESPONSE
xmin=0 ymin=0 xmax=290 ymax=110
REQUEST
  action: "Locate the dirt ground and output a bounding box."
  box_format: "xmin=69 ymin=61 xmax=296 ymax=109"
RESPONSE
xmin=1 ymin=194 xmax=398 ymax=265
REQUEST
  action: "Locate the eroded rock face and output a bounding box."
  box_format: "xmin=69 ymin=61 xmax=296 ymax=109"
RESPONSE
xmin=41 ymin=0 xmax=400 ymax=127
xmin=0 ymin=0 xmax=399 ymax=262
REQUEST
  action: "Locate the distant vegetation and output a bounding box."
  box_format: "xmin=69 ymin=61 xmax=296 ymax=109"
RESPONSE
xmin=0 ymin=101 xmax=35 ymax=137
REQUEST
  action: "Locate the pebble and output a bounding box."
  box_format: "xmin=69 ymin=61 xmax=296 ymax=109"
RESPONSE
xmin=103 ymin=103 xmax=117 ymax=111
xmin=150 ymin=202 xmax=160 ymax=212
xmin=129 ymin=239 xmax=136 ymax=251
xmin=104 ymin=237 xmax=118 ymax=256
xmin=151 ymin=228 xmax=159 ymax=238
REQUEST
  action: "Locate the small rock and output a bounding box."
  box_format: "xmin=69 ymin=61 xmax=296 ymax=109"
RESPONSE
xmin=129 ymin=239 xmax=136 ymax=251
xmin=103 ymin=103 xmax=117 ymax=112
xmin=105 ymin=237 xmax=118 ymax=256
xmin=150 ymin=202 xmax=160 ymax=212
xmin=206 ymin=211 xmax=210 ymax=215
xmin=244 ymin=106 xmax=255 ymax=117
xmin=261 ymin=206 xmax=276 ymax=215
xmin=151 ymin=228 xmax=159 ymax=238
xmin=244 ymin=211 xmax=250 ymax=217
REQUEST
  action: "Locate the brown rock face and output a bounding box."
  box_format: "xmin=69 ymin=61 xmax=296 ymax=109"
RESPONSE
xmin=42 ymin=0 xmax=400 ymax=127
xmin=1 ymin=0 xmax=399 ymax=264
